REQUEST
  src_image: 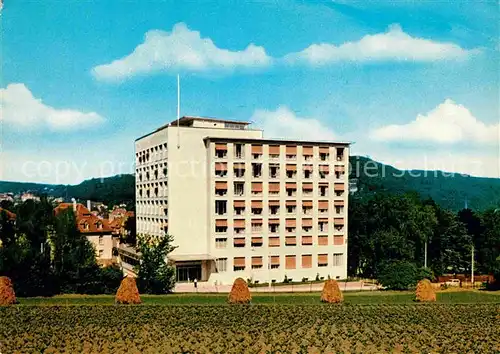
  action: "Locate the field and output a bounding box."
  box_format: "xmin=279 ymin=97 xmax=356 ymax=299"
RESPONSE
xmin=1 ymin=291 xmax=499 ymax=353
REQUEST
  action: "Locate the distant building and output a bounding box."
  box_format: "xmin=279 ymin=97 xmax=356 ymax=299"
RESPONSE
xmin=54 ymin=202 xmax=115 ymax=264
xmin=0 ymin=193 xmax=14 ymax=203
xmin=135 ymin=116 xmax=349 ymax=284
xmin=21 ymin=193 xmax=40 ymax=202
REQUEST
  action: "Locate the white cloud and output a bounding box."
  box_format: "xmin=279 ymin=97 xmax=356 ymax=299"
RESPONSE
xmin=0 ymin=83 xmax=104 ymax=131
xmin=360 ymin=150 xmax=500 ymax=179
xmin=285 ymin=24 xmax=476 ymax=65
xmin=92 ymin=23 xmax=272 ymax=81
xmin=251 ymin=106 xmax=339 ymax=141
xmin=370 ymin=99 xmax=499 ymax=145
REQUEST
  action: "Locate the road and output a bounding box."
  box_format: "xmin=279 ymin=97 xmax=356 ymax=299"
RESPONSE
xmin=175 ymin=280 xmax=378 ymax=293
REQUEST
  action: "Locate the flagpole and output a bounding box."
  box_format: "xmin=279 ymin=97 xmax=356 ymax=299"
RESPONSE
xmin=177 ymin=74 xmax=180 ymax=149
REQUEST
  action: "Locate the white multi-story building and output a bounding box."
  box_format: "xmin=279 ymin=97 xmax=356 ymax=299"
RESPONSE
xmin=135 ymin=116 xmax=349 ymax=285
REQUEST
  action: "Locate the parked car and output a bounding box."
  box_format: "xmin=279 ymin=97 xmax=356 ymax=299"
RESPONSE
xmin=445 ymin=279 xmax=461 ymax=287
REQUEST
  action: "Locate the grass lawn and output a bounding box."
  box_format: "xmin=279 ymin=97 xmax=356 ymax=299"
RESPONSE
xmin=17 ymin=289 xmax=500 ymax=306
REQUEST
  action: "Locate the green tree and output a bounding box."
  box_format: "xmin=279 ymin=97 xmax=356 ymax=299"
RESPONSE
xmin=477 ymin=209 xmax=500 ymax=280
xmin=136 ymin=234 xmax=176 ymax=294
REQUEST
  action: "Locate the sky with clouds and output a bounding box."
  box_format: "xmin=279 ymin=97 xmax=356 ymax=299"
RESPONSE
xmin=1 ymin=0 xmax=499 ymax=184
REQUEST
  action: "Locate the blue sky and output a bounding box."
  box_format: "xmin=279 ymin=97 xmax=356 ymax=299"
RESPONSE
xmin=1 ymin=0 xmax=499 ymax=184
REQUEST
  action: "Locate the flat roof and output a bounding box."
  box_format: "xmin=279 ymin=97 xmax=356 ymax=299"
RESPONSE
xmin=169 ymin=116 xmax=251 ymax=126
xmin=204 ymin=136 xmax=351 ymax=146
xmin=136 ymin=116 xmax=252 ymax=141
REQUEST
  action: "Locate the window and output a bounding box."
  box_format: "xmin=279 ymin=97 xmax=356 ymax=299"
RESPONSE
xmin=215 ymin=144 xmax=227 ymax=158
xmin=335 ymin=191 xmax=344 ymax=197
xmin=302 ymin=202 xmax=313 ymax=215
xmin=216 ymin=258 xmax=227 ymax=272
xmin=336 ymin=148 xmax=344 ymax=161
xmin=252 ymin=207 xmax=262 ymax=215
xmin=251 ymin=236 xmax=263 ymax=247
xmin=287 ymin=205 xmax=296 ymax=214
xmin=269 ymin=203 xmax=280 ymax=215
xmin=269 ymin=145 xmax=280 ymax=159
xmin=215 ymin=225 xmax=228 ymax=233
xmin=319 ymin=186 xmax=328 ymax=197
xmin=215 ymin=163 xmax=228 ymax=177
xmin=215 ymin=181 xmax=228 ymax=196
xmin=319 ymin=221 xmax=328 ymax=232
xmin=286 ymin=146 xmax=297 ymax=160
xmin=304 ymin=170 xmax=312 ymax=179
xmin=215 ymin=238 xmax=227 ymax=249
xmin=99 ymin=236 xmax=104 ymax=245
xmin=318 ymin=254 xmax=328 ymax=267
xmin=270 ymin=255 xmax=280 ymax=268
xmin=235 ymin=144 xmax=244 ymax=158
xmin=302 ymin=254 xmax=312 ymax=268
xmin=335 ymin=206 xmax=344 ymax=214
xmin=215 ymin=200 xmax=227 ymax=215
xmin=269 ymin=224 xmax=279 ymax=233
xmin=251 ymin=221 xmax=263 ymax=232
xmin=318 ymin=201 xmax=328 ymax=215
xmin=286 ymin=165 xmax=297 ymax=178
xmin=234 ymin=237 xmax=246 ymax=246
xmin=269 ymin=164 xmax=280 ymax=178
xmin=98 ymin=249 xmax=104 ymax=258
xmin=285 ymin=255 xmax=296 ymax=269
xmin=269 ymin=182 xmax=280 ymax=195
xmin=234 ymin=163 xmax=245 ymax=177
xmin=251 ymin=182 xmax=263 ymax=196
xmin=252 ymin=163 xmax=262 ymax=178
xmin=252 ymin=256 xmax=263 ymax=269
xmin=252 ymin=145 xmax=263 ymax=160
xmin=333 ymin=253 xmax=344 ymax=267
xmin=320 ymin=148 xmax=330 ymax=161
xmin=233 ymin=257 xmax=245 ymax=271
xmin=335 ymin=225 xmax=344 ymax=232
xmin=234 ymin=182 xmax=245 ymax=196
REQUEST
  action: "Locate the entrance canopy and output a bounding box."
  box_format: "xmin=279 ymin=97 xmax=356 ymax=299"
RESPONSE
xmin=168 ymin=254 xmax=215 ymax=262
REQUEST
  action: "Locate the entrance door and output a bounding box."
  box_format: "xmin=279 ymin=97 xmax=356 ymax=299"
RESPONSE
xmin=176 ymin=263 xmax=202 ymax=282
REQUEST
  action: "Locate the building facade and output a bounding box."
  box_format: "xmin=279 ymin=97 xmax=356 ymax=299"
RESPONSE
xmin=135 ymin=117 xmax=349 ymax=285
xmin=55 ymin=203 xmax=115 ymax=263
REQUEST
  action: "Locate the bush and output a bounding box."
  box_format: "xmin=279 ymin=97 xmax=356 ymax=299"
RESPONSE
xmin=115 ymin=277 xmax=141 ymax=304
xmin=228 ymin=278 xmax=251 ymax=304
xmin=0 ymin=276 xmax=17 ymax=305
xmin=320 ymin=279 xmax=343 ymax=303
xmin=378 ymin=261 xmax=419 ymax=290
xmin=99 ymin=265 xmax=124 ymax=294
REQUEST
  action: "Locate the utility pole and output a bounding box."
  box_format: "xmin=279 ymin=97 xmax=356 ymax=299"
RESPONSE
xmin=471 ymin=244 xmax=474 ymax=287
xmin=424 ymin=240 xmax=428 ymax=268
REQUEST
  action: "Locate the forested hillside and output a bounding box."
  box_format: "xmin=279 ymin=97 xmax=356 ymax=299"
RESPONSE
xmin=1 ymin=157 xmax=499 ymax=211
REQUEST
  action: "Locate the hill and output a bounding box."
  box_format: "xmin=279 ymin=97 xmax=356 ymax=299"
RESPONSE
xmin=1 ymin=157 xmax=499 ymax=211
xmin=0 ymin=175 xmax=135 ymax=208
xmin=350 ymin=156 xmax=500 ymax=211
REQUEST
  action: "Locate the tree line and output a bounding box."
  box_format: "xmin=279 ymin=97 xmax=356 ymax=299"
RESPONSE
xmin=0 ymin=198 xmax=175 ymax=297
xmin=348 ymin=192 xmax=500 ymax=289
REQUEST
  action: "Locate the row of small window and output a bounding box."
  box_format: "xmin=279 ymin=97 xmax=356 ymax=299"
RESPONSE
xmin=215 ymin=221 xmax=345 ymax=234
xmin=137 ymin=167 xmax=168 ymax=182
xmin=215 ymin=235 xmax=344 ymax=248
xmin=215 ymin=200 xmax=344 ymax=216
xmin=138 ymin=185 xmax=168 ymax=198
xmin=215 ymin=181 xmax=345 ymax=197
xmin=215 ymin=253 xmax=344 ymax=272
xmin=137 ymin=143 xmax=168 ymax=164
xmin=215 ymin=162 xmax=345 ymax=179
xmin=214 ymin=144 xmax=345 ymax=162
xmin=136 ymin=205 xmax=168 ymax=216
